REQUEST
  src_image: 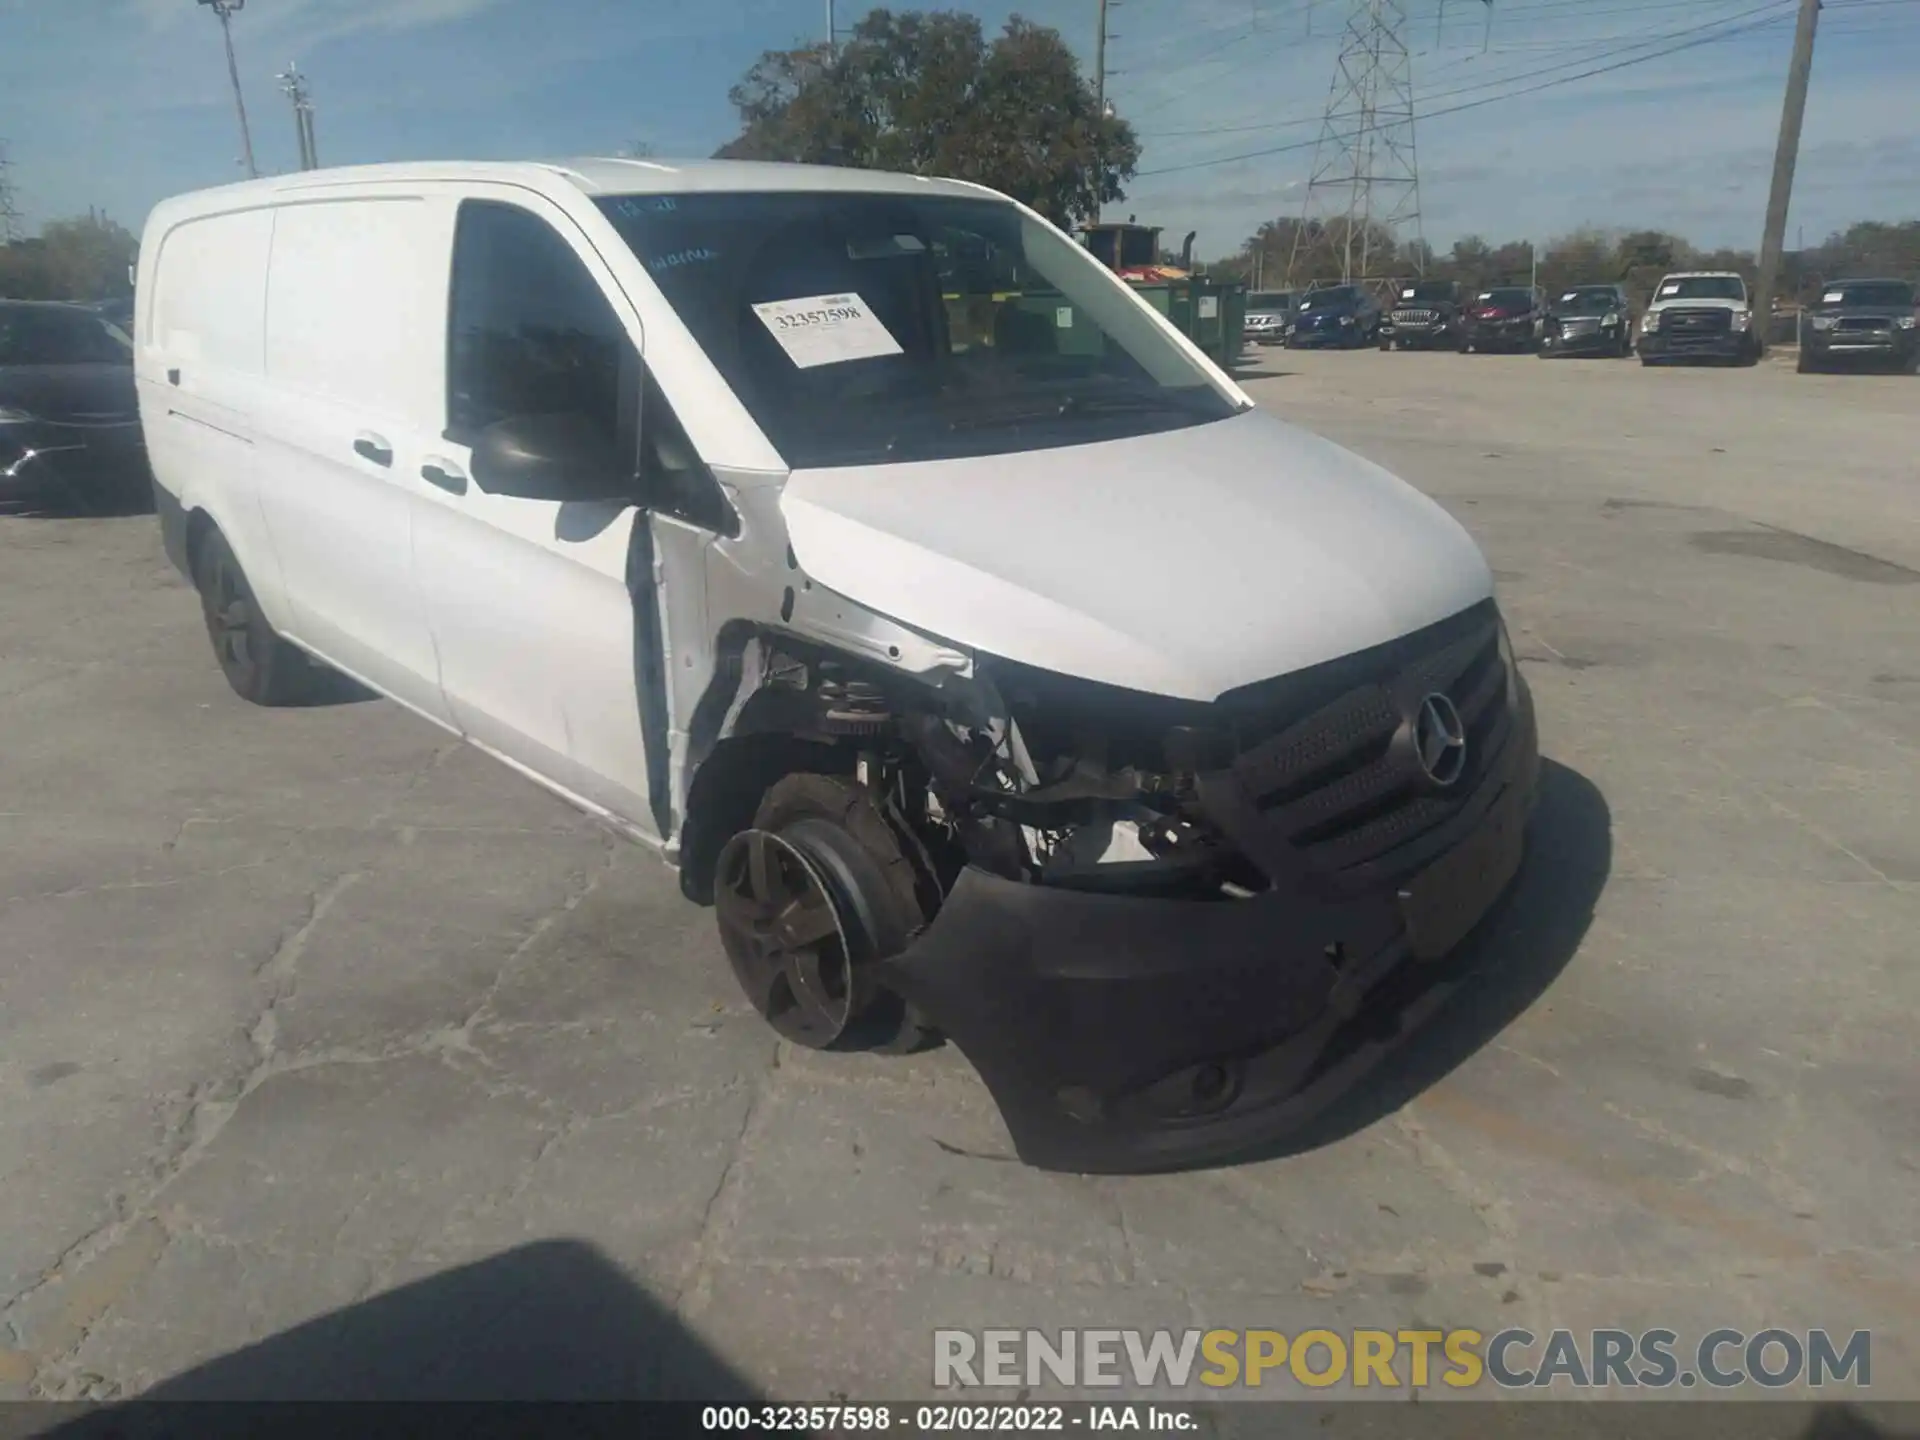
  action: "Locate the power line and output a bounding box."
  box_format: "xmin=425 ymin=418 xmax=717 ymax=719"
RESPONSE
xmin=1115 ymin=1 xmax=1313 ymax=123
xmin=1135 ymin=0 xmax=1795 ymax=176
xmin=1143 ymin=0 xmax=1791 ymax=140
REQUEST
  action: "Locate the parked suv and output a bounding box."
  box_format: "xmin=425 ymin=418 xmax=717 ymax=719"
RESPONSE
xmin=1538 ymin=284 xmax=1634 ymax=359
xmin=1380 ymin=280 xmax=1462 ymax=351
xmin=1797 ymin=278 xmax=1918 ymax=373
xmin=1285 ymin=284 xmax=1382 ymax=348
xmin=1637 ymin=272 xmax=1760 ymax=365
xmin=1242 ymin=290 xmax=1295 ymax=347
xmin=1458 ymin=286 xmax=1546 ymax=353
xmin=137 ymin=158 xmax=1536 ymax=1175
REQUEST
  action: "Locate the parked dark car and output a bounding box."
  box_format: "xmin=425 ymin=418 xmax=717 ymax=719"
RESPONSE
xmin=1379 ymin=279 xmax=1462 ymax=350
xmin=1242 ymin=290 xmax=1296 ymax=347
xmin=1797 ymin=278 xmax=1918 ymax=373
xmin=87 ymin=295 xmax=137 ymax=332
xmin=1285 ymin=284 xmax=1381 ymax=349
xmin=1538 ymin=284 xmax=1635 ymax=358
xmin=0 ymin=300 xmax=151 ymax=515
xmin=1458 ymin=286 xmax=1545 ymax=353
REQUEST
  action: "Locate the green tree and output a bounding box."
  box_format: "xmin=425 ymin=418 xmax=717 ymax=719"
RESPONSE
xmin=0 ymin=212 xmax=137 ymax=300
xmin=717 ymin=9 xmax=1139 ymax=228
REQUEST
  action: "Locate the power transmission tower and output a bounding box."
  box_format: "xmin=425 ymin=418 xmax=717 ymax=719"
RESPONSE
xmin=1287 ymin=0 xmax=1439 ymax=288
xmin=0 ymin=139 xmax=23 ymax=245
xmin=278 ymin=63 xmax=319 ymax=170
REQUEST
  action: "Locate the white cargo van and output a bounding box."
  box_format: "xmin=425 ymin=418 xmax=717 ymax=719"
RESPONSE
xmin=136 ymin=158 xmax=1538 ymax=1173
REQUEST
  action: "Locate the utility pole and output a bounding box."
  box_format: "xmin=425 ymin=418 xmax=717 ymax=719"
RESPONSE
xmin=1751 ymin=0 xmax=1821 ymax=342
xmin=826 ymin=0 xmax=836 ymax=55
xmin=278 ymin=63 xmax=318 ymax=170
xmin=1093 ymin=0 xmax=1113 ymax=223
xmin=198 ymin=0 xmax=259 ymax=179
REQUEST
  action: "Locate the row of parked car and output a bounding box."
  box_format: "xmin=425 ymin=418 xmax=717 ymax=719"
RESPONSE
xmin=1243 ymin=274 xmax=1920 ymax=372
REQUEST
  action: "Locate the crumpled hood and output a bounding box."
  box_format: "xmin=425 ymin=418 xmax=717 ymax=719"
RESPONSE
xmin=779 ymin=408 xmax=1494 ymax=702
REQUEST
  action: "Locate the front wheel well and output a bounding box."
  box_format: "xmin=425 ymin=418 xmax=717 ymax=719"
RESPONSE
xmin=184 ymin=506 xmax=219 ymax=578
xmin=676 ymin=733 xmax=853 ymax=906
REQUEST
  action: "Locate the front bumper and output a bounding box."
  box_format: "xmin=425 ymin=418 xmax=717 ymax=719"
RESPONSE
xmin=1802 ymin=328 xmax=1917 ymax=363
xmin=1381 ymin=319 xmax=1453 ymax=348
xmin=1462 ymin=320 xmax=1536 ymax=349
xmin=1287 ymin=323 xmax=1362 ymax=348
xmin=880 ymin=673 xmax=1540 ymax=1174
xmin=1540 ymin=323 xmax=1625 ymax=355
xmin=1638 ymin=327 xmax=1749 ymax=359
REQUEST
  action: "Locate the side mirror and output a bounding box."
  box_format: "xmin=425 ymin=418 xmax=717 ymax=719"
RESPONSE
xmin=468 ymin=413 xmax=630 ymax=501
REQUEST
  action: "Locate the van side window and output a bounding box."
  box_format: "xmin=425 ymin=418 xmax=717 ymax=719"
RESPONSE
xmin=446 ymin=201 xmax=629 ymax=449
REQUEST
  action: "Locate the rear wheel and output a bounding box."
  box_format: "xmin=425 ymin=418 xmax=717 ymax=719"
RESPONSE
xmin=715 ymin=773 xmax=935 ymax=1054
xmin=1797 ymin=349 xmax=1816 ymax=374
xmin=193 ymin=528 xmax=327 ymax=706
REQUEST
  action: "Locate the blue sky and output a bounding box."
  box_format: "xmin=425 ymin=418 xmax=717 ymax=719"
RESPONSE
xmin=2 ymin=0 xmax=1915 ymax=260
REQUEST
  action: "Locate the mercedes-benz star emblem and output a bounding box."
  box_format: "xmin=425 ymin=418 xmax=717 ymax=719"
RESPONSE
xmin=1413 ymin=692 xmax=1468 ymax=787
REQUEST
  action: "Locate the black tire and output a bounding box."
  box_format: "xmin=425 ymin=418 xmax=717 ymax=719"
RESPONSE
xmin=193 ymin=528 xmax=327 ymax=706
xmin=1640 ymin=354 xmax=1655 ymax=367
xmin=723 ymin=773 xmax=936 ymax=1054
xmin=1797 ymin=349 xmax=1814 ymax=374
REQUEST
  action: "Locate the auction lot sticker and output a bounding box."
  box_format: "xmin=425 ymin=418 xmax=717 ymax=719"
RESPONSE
xmin=752 ymin=292 xmax=904 ymax=369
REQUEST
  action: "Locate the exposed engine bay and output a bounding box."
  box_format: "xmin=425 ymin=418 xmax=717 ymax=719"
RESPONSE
xmin=709 ymin=631 xmax=1268 ymax=907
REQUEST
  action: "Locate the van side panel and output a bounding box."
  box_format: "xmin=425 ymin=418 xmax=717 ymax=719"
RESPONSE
xmin=252 ymin=195 xmax=455 ymax=723
xmin=138 ymin=206 xmax=292 ymax=626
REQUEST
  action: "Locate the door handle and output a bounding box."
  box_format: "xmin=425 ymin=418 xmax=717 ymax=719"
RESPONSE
xmin=166 ymin=368 xmax=180 ymax=386
xmin=353 ymin=434 xmax=394 ymax=467
xmin=420 ymin=461 xmax=468 ymax=495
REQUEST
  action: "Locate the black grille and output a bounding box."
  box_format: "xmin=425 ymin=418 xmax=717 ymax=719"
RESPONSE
xmin=1835 ymin=317 xmax=1888 ymax=333
xmin=1662 ymin=307 xmax=1731 ymax=334
xmin=1212 ymin=602 xmax=1514 ymax=883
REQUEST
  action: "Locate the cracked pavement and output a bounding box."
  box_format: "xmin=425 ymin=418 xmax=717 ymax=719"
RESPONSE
xmin=0 ymin=350 xmax=1915 ymax=1406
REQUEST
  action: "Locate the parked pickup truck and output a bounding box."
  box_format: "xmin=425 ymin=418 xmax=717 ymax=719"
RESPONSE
xmin=1637 ymin=272 xmax=1760 ymax=366
xmin=1796 ymin=278 xmax=1918 ymax=374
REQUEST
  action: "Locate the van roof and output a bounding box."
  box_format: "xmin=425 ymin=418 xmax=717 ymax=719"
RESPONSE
xmin=143 ymin=157 xmax=999 ymax=225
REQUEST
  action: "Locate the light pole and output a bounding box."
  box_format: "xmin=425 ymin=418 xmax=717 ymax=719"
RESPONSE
xmin=198 ymin=0 xmax=258 ymax=179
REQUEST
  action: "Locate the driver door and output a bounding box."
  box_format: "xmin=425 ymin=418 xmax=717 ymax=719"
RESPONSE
xmin=408 ymin=193 xmax=658 ymax=834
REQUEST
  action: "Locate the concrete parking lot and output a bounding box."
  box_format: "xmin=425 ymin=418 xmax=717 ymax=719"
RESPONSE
xmin=1 ymin=348 xmax=1916 ymax=1412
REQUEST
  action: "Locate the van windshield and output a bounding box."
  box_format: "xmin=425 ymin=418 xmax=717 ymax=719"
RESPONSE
xmin=595 ymin=190 xmax=1244 ymax=468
